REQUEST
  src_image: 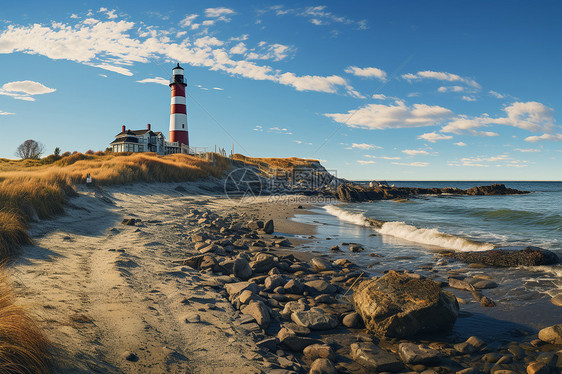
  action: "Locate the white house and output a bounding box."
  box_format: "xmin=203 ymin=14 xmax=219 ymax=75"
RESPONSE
xmin=109 ymin=124 xmax=182 ymax=155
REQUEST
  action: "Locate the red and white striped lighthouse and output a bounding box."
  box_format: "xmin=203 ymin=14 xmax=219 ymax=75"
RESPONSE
xmin=169 ymin=63 xmax=189 ymax=146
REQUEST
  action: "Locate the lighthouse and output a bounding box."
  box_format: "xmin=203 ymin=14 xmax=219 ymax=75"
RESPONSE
xmin=169 ymin=63 xmax=189 ymax=147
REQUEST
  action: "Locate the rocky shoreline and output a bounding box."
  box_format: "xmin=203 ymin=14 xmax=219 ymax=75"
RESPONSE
xmin=169 ymin=199 xmax=562 ymax=374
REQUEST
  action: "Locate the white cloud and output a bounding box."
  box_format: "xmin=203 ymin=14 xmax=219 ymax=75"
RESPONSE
xmin=137 ymin=77 xmax=168 ymax=85
xmin=345 ymin=66 xmax=387 ymax=81
xmin=372 ymin=94 xmax=386 ymax=100
xmin=448 ymin=154 xmax=529 ymax=168
xmin=417 ymin=132 xmax=453 ymax=142
xmin=438 ymin=86 xmax=464 ymax=93
xmin=0 ymin=110 xmax=15 ymax=115
xmin=179 ymin=14 xmax=199 ymax=29
xmin=364 ymin=155 xmax=401 ymax=160
xmin=98 ymin=7 xmax=118 ymax=20
xmin=70 ymin=14 xmax=79 ymax=19
xmin=212 ymin=87 xmax=223 ymax=90
xmin=462 ymin=96 xmax=476 ymax=102
xmin=246 ymin=43 xmax=295 ymax=62
xmin=454 ymin=142 xmax=467 ymax=146
xmin=489 ymin=90 xmax=505 ymax=99
xmin=357 ymin=160 xmax=376 ymax=165
xmin=402 ymin=70 xmax=480 ymax=89
xmin=205 ymin=7 xmax=235 ymax=18
xmin=229 ymin=42 xmax=247 ymax=55
xmin=392 ymin=162 xmax=429 ymax=167
xmin=407 ymin=92 xmax=420 ymax=97
xmin=515 ymin=148 xmax=541 ymax=152
xmin=350 ymin=143 xmax=382 ymax=150
xmin=402 ymin=149 xmax=429 ymax=156
xmin=98 ymin=74 xmax=107 ymax=77
xmin=0 ymin=17 xmax=360 ymax=96
xmin=324 ymin=101 xmax=453 ymax=130
xmin=0 ymin=80 xmax=56 ymax=101
xmin=525 ymin=133 xmax=562 ymax=142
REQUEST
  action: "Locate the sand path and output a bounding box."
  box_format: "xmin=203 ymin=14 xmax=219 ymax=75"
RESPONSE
xmin=9 ymin=182 xmax=265 ymax=373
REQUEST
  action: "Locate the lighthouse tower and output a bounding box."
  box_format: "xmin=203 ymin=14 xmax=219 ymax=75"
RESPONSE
xmin=169 ymin=63 xmax=189 ymax=147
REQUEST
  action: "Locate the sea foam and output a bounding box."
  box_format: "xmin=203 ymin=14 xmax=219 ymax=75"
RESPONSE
xmin=323 ymin=205 xmax=494 ymax=252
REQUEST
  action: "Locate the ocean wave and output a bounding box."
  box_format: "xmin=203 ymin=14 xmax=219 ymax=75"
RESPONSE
xmin=468 ymin=208 xmax=562 ymax=228
xmin=323 ymin=205 xmax=494 ymax=252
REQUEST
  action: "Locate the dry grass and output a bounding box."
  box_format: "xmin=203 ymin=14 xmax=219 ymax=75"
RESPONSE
xmin=232 ymin=154 xmax=319 ymax=170
xmin=0 ymin=269 xmax=51 ymax=373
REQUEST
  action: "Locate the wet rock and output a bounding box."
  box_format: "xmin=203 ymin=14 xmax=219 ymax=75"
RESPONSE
xmin=311 ymin=258 xmax=332 ymax=272
xmin=291 ymin=308 xmax=338 ymax=330
xmin=349 ymin=245 xmax=364 ymax=253
xmin=342 ymin=312 xmax=362 ymax=328
xmin=241 ymin=300 xmax=271 ymax=329
xmin=526 ymin=361 xmax=551 ymax=374
xmin=454 ymin=336 xmax=486 ymax=354
xmin=480 ymin=296 xmax=496 ymax=307
xmin=350 ymin=342 xmax=404 ymax=372
xmin=449 ymin=277 xmax=476 ymax=291
xmin=353 ymin=271 xmax=459 ymax=338
xmin=472 ymin=280 xmax=498 ymax=289
xmin=330 ymin=245 xmax=340 ymax=252
xmin=233 ymin=258 xmax=253 ymax=280
xmin=482 ymin=352 xmax=501 ymax=363
xmin=538 ymin=324 xmax=562 ymax=345
xmin=398 ymin=343 xmax=441 ymax=365
xmin=309 ymin=358 xmax=337 ymax=374
xmin=264 ymin=219 xmax=275 ymax=234
xmin=122 ymin=218 xmax=137 ymax=226
xmin=450 ymin=247 xmax=559 ymax=267
xmin=303 ymin=344 xmax=336 ymax=361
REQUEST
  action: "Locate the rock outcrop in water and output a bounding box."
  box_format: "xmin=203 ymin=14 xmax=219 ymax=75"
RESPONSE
xmin=336 ymin=183 xmax=529 ymax=202
xmin=353 ymin=271 xmax=459 ymax=338
xmin=446 ymin=246 xmax=560 ymax=267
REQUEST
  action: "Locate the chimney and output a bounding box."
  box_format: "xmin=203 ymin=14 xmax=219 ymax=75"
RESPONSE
xmin=147 ymin=123 xmax=151 ymax=130
xmin=122 ymin=125 xmax=126 ymax=132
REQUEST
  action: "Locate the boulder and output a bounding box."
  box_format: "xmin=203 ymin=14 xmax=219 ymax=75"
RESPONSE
xmin=303 ymin=344 xmax=336 ymax=361
xmin=251 ymin=253 xmax=277 ymax=273
xmin=241 ymin=300 xmax=271 ymax=329
xmin=233 ymin=258 xmax=253 ymax=280
xmin=225 ymin=281 xmax=260 ymax=302
xmin=278 ymin=327 xmax=319 ymax=352
xmin=305 ymin=280 xmax=337 ymax=295
xmin=449 ymin=277 xmax=476 ymax=291
xmin=311 ymin=258 xmax=332 ymax=273
xmin=284 ymin=279 xmax=304 ymax=294
xmin=352 ymin=271 xmax=459 ymax=338
xmin=398 ymin=343 xmax=441 ymax=365
xmin=342 ymin=312 xmax=362 ymax=328
xmin=350 ymin=342 xmax=404 ymax=372
xmin=451 ymin=247 xmax=559 ymax=267
xmin=291 ymin=308 xmax=339 ymax=330
xmin=538 ymin=324 xmax=562 ymax=345
xmin=309 ymin=358 xmax=337 ymax=374
xmin=265 ymin=274 xmax=286 ymax=291
xmin=264 ymin=219 xmax=275 ymax=234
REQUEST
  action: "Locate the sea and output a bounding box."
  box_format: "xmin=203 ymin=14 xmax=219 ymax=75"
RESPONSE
xmin=291 ymin=181 xmax=562 ymax=339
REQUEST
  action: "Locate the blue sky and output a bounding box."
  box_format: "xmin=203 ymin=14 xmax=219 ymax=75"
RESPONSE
xmin=0 ymin=1 xmax=561 ymax=180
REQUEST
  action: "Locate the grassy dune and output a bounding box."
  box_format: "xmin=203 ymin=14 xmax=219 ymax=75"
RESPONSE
xmin=232 ymin=154 xmax=319 ymax=170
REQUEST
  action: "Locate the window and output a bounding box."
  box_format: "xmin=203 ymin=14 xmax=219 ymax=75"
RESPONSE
xmin=182 ymin=124 xmax=185 ymax=128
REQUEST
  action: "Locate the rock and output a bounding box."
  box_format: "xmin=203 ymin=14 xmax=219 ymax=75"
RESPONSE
xmin=398 ymin=343 xmax=441 ymax=365
xmin=526 ymin=361 xmax=551 ymax=374
xmin=330 ymin=245 xmax=340 ymax=252
xmin=264 ymin=219 xmax=275 ymax=234
xmin=251 ymin=253 xmax=276 ymax=273
xmin=472 ymin=280 xmax=498 ymax=289
xmin=256 ymin=337 xmax=278 ymax=352
xmin=551 ymin=294 xmax=562 ymax=306
xmin=481 ymin=352 xmax=501 ymax=363
xmin=291 ymin=308 xmax=338 ymax=330
xmin=265 ymin=274 xmax=286 ymax=291
xmin=350 ymin=342 xmax=404 ymax=372
xmin=451 ymin=247 xmax=559 ymax=267
xmin=304 ymin=344 xmax=335 ymax=362
xmin=353 ymin=271 xmax=459 ymax=338
xmin=309 ymin=358 xmax=337 ymax=374
xmin=247 ymin=220 xmax=264 ymax=231
xmin=311 ymin=258 xmax=332 ymax=272
xmin=241 ymin=300 xmax=271 ymax=329
xmin=225 ymin=281 xmax=260 ymax=302
xmin=124 ymin=351 xmax=138 ymax=362
xmin=184 ymin=313 xmax=201 ymax=323
xmin=284 ymin=279 xmax=304 ymax=294
xmin=283 ymin=322 xmax=311 ymax=336
xmin=480 ymin=296 xmax=496 ymax=307
xmin=238 ymin=290 xmax=255 ymax=305
xmin=538 ymin=324 xmax=562 ymax=345
xmin=282 ymin=300 xmax=309 ymax=317
xmin=121 ymin=218 xmax=136 ymax=226
xmin=278 ymin=327 xmax=319 ymax=352
xmin=342 ymin=312 xmax=362 ymax=328
xmin=349 ymin=245 xmax=364 ymax=252
xmin=232 ymin=258 xmax=253 ymax=280
xmin=314 ymin=294 xmax=336 ymax=304
xmin=454 ymin=336 xmax=486 ymax=355
xmin=305 ymin=280 xmax=336 ymax=295
xmin=449 ymin=277 xmax=476 ymax=291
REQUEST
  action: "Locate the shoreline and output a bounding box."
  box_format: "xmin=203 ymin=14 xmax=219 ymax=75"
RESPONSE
xmin=9 ymin=181 xmax=562 ymax=373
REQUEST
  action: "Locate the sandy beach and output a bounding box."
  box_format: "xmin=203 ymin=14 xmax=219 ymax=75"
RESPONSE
xmin=7 ymin=181 xmax=562 ymax=373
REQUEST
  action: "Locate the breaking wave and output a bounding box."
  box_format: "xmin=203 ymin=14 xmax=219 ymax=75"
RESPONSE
xmin=323 ymin=205 xmax=494 ymax=252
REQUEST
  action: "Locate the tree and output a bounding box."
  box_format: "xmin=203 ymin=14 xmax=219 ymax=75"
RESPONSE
xmin=54 ymin=147 xmax=61 ymax=157
xmin=15 ymin=139 xmax=45 ymax=160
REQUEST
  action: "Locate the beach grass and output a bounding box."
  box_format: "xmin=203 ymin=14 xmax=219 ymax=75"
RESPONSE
xmin=232 ymin=154 xmax=319 ymax=170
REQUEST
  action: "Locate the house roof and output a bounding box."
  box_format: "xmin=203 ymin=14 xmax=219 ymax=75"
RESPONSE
xmin=110 ymin=136 xmax=139 ymax=145
xmin=115 ymin=129 xmax=159 ymax=137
